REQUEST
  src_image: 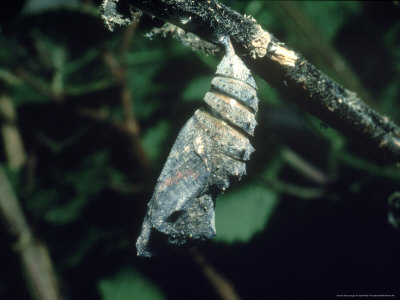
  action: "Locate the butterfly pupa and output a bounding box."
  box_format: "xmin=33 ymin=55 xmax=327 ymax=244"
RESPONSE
xmin=136 ymin=36 xmax=258 ymax=257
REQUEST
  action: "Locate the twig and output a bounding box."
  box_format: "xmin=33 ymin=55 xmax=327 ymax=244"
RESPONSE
xmin=14 ymin=67 xmax=61 ymax=101
xmin=101 ymin=0 xmax=400 ymax=163
xmin=281 ymin=147 xmax=328 ymax=185
xmin=103 ymin=50 xmax=151 ymax=174
xmin=77 ymin=106 xmax=129 ymax=132
xmin=11 ymin=67 xmax=114 ymax=100
xmin=120 ymin=17 xmax=140 ymax=59
xmin=102 ymin=14 xmax=152 ymax=177
xmin=263 ymin=177 xmax=325 ymax=200
xmin=190 ymin=247 xmax=241 ymax=300
xmin=103 ymin=18 xmax=141 ymax=134
xmin=0 ymin=166 xmax=63 ymax=300
xmin=0 ymin=94 xmax=27 ymax=169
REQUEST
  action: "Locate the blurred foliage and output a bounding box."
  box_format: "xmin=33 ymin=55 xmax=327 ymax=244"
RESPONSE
xmin=0 ymin=1 xmax=399 ymax=300
xmin=98 ymin=267 xmax=166 ymax=300
xmin=215 ymin=184 xmax=278 ymax=244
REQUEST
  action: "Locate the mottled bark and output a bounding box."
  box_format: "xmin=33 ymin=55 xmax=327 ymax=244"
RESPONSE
xmin=101 ymin=0 xmax=400 ymax=163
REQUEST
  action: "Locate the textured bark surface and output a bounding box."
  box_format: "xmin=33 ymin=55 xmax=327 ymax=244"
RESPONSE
xmin=101 ymin=0 xmax=400 ymax=163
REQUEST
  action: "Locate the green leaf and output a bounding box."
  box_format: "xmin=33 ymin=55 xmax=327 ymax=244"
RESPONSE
xmin=126 ymin=49 xmax=167 ymax=66
xmin=299 ymin=1 xmax=361 ymax=42
xmin=23 ymin=0 xmax=79 ymax=14
xmin=141 ymin=120 xmax=171 ymax=166
xmin=256 ymin=77 xmax=281 ymax=105
xmin=127 ymin=65 xmax=163 ymax=121
xmin=28 ymin=151 xmax=126 ymax=225
xmin=98 ymin=268 xmax=166 ymax=300
xmin=182 ymin=75 xmax=213 ymax=103
xmin=214 ymin=184 xmax=278 ymax=244
xmin=12 ymin=82 xmax=51 ymax=106
xmin=26 ymin=188 xmax=60 ymax=215
xmin=63 ymin=228 xmax=101 ymax=268
xmin=43 ymin=195 xmax=87 ymax=224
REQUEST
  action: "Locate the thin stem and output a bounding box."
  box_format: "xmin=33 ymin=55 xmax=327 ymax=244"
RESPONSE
xmin=281 ymin=147 xmax=328 ymax=185
xmin=0 ymin=94 xmax=26 ymax=169
xmin=0 ymin=166 xmax=63 ymax=300
xmin=190 ymin=247 xmax=241 ymax=300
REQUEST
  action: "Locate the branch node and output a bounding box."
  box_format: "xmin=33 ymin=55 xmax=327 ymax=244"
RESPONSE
xmin=269 ymin=43 xmax=298 ymax=67
xmin=249 ymin=27 xmax=271 ymax=59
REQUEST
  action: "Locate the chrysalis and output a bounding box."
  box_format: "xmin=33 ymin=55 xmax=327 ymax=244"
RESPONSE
xmin=136 ymin=37 xmax=258 ymax=257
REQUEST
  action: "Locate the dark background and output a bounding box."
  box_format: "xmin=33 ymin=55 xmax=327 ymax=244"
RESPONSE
xmin=0 ymin=1 xmax=399 ymax=299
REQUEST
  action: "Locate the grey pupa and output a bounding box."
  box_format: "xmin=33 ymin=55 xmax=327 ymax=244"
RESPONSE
xmin=136 ymin=36 xmax=258 ymax=257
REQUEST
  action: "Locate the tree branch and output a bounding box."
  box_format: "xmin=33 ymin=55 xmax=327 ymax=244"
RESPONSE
xmin=0 ymin=166 xmax=63 ymax=300
xmin=0 ymin=94 xmax=27 ymax=169
xmin=190 ymin=247 xmax=241 ymax=300
xmin=102 ymin=14 xmax=152 ymax=180
xmin=100 ymin=0 xmax=400 ymax=163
